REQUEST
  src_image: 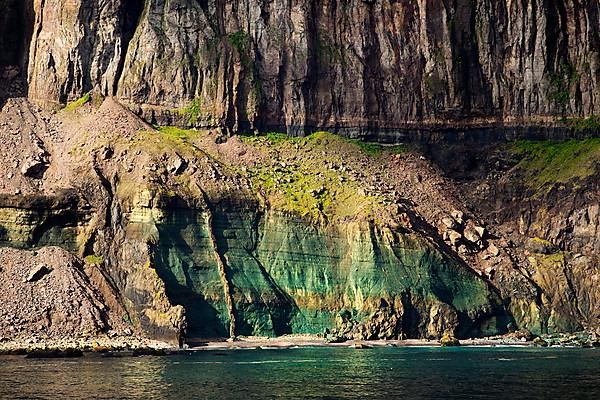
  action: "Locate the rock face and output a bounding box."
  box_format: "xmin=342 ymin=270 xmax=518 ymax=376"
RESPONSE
xmin=426 ymin=139 xmax=600 ymax=336
xmin=1 ymin=0 xmax=595 ymax=135
xmin=0 ymin=97 xmax=520 ymax=344
xmin=0 ymin=96 xmax=598 ymax=344
xmin=0 ymin=1 xmax=599 ymax=346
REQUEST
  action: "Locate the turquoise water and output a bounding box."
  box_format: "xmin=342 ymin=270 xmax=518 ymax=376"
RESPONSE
xmin=1 ymin=347 xmax=599 ymax=399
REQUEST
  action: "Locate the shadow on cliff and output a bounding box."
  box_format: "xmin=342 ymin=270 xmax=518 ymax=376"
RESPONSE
xmin=111 ymin=0 xmax=145 ymax=95
xmin=152 ymin=209 xmax=230 ymax=339
xmin=0 ymin=0 xmax=34 ymax=107
xmin=211 ymin=207 xmax=299 ymax=337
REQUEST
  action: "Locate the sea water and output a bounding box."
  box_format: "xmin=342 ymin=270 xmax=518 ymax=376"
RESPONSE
xmin=1 ymin=347 xmax=599 ymax=399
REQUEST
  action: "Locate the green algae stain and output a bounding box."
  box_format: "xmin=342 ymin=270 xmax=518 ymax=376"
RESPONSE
xmin=152 ymin=209 xmax=230 ymax=338
xmin=148 ymin=209 xmax=506 ymax=339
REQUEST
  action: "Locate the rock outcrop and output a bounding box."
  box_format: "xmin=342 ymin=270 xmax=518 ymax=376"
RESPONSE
xmin=0 ymin=0 xmax=597 ymax=135
xmin=1 ymin=95 xmax=598 ymax=344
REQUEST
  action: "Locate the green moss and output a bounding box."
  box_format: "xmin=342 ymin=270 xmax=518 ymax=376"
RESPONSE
xmin=156 ymin=126 xmax=200 ymax=142
xmin=177 ymin=98 xmax=204 ymax=125
xmin=530 ymin=237 xmax=553 ymax=247
xmin=227 ymin=31 xmax=250 ymax=55
xmin=548 ymin=64 xmax=579 ymax=113
xmin=350 ymin=140 xmax=383 ymax=156
xmin=84 ymin=254 xmax=104 ymax=265
xmin=64 ymin=92 xmax=91 ymax=111
xmin=511 ymin=139 xmax=600 ymax=189
xmin=241 ymin=131 xmax=401 ymax=222
xmin=534 ymin=252 xmax=566 ymax=266
xmin=564 ymin=116 xmax=600 ymax=133
xmin=265 ymin=132 xmax=291 ymax=144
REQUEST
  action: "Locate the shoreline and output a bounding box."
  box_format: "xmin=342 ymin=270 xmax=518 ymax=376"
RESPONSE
xmin=192 ymin=336 xmax=535 ymax=351
xmin=3 ymin=333 xmax=596 ymax=357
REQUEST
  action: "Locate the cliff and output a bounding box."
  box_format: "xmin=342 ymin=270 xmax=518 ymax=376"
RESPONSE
xmin=1 ymin=0 xmax=598 ymax=136
xmin=0 ymin=1 xmax=599 ymax=346
xmin=0 ymin=94 xmax=598 ymax=345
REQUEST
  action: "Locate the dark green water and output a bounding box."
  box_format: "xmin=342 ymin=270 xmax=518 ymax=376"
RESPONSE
xmin=1 ymin=347 xmax=599 ymax=399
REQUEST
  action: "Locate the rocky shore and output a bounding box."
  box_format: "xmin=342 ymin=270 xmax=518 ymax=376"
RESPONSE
xmin=0 ymin=335 xmax=177 ymax=357
xmin=2 ymin=330 xmax=599 ymax=359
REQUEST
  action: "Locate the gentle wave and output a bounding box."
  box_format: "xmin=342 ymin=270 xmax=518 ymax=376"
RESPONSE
xmin=192 ymin=359 xmax=318 ymax=365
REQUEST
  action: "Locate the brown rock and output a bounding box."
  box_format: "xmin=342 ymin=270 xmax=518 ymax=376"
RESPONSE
xmin=24 ymin=264 xmax=52 ymax=283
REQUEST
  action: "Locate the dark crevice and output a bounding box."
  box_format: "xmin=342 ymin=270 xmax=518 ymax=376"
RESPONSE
xmin=0 ymin=0 xmax=34 ymax=104
xmin=0 ymin=0 xmax=32 ymax=69
xmin=112 ymin=0 xmax=144 ymax=95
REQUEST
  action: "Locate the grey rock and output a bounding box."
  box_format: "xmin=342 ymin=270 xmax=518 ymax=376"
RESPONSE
xmin=20 ymin=1 xmax=600 ymax=136
xmin=24 ymin=264 xmax=52 ymax=283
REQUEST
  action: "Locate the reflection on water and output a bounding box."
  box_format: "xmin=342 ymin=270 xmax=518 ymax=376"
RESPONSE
xmin=1 ymin=347 xmax=600 ymax=399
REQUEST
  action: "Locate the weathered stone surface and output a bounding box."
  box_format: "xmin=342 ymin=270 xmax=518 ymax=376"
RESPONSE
xmin=1 ymin=94 xmax=599 ymax=345
xmin=27 ymin=0 xmax=127 ymax=107
xmin=13 ymin=0 xmax=600 ymax=136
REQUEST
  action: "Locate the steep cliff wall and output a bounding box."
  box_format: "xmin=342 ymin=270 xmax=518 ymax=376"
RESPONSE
xmin=12 ymin=0 xmax=600 ymax=136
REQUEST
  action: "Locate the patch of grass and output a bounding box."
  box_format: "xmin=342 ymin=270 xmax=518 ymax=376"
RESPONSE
xmin=346 ymin=139 xmax=407 ymax=157
xmin=247 ymin=164 xmax=383 ymax=223
xmin=350 ymin=140 xmax=383 ymax=156
xmin=177 ymin=98 xmax=204 ymax=125
xmin=241 ymin=130 xmax=391 ymax=222
xmin=564 ymin=116 xmax=600 ymax=133
xmin=64 ymin=92 xmax=91 ymax=111
xmin=511 ymin=139 xmax=600 ymax=188
xmin=265 ymin=132 xmax=291 ymax=144
xmin=84 ymin=254 xmax=104 ymax=265
xmin=156 ymin=126 xmax=199 ymax=141
xmin=243 ymin=130 xmax=408 ymax=157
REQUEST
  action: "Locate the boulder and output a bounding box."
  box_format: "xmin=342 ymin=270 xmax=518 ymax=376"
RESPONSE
xmin=24 ymin=264 xmax=52 ymax=283
xmin=463 ymin=225 xmax=482 ymax=244
xmin=20 ymin=157 xmax=48 ymax=178
xmin=447 ymin=230 xmax=462 ymax=246
xmin=440 ymin=334 xmax=460 ymax=347
xmin=487 ymin=243 xmax=500 ymax=257
xmin=441 ymin=217 xmax=457 ymax=230
xmin=450 ymin=210 xmax=464 ymax=224
xmin=168 ymin=153 xmax=187 ymax=175
xmin=475 ymin=226 xmax=486 ymax=238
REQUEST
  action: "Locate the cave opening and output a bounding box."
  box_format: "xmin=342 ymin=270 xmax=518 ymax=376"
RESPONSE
xmin=113 ymin=0 xmax=145 ymax=94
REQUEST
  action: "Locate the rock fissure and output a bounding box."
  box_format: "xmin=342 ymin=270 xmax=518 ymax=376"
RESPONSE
xmin=203 ymin=206 xmax=237 ymax=338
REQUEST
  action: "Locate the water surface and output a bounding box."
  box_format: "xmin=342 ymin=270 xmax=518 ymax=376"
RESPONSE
xmin=1 ymin=347 xmax=599 ymax=399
